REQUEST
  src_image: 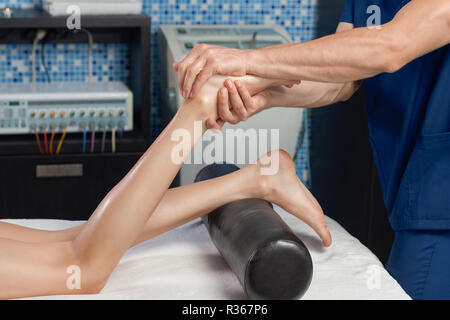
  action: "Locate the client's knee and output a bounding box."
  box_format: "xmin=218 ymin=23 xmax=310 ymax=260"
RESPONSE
xmin=73 ymin=262 xmax=108 ymax=295
xmin=65 ymin=245 xmax=110 ymax=295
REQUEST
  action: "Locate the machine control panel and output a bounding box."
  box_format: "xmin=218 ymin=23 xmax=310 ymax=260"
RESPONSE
xmin=0 ymin=82 xmax=133 ymax=134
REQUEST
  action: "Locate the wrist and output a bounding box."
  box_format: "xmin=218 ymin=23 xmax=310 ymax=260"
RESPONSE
xmin=258 ymin=90 xmax=276 ymax=111
xmin=244 ymin=49 xmax=262 ymax=76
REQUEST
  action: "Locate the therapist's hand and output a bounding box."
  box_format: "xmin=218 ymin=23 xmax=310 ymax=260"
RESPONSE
xmin=206 ymin=79 xmax=300 ymax=130
xmin=173 ymin=44 xmax=250 ymax=100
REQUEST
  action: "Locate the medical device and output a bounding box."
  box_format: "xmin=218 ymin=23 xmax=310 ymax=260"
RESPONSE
xmin=0 ymin=82 xmax=133 ymax=135
xmin=158 ymin=25 xmax=304 ymax=186
xmin=42 ymin=0 xmax=143 ymax=16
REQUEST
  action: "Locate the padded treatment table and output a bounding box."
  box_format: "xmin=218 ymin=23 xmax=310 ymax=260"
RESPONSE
xmin=4 ymin=210 xmax=410 ymax=300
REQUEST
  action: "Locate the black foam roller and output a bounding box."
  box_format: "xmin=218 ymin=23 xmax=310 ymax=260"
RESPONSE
xmin=195 ymin=164 xmax=313 ymax=300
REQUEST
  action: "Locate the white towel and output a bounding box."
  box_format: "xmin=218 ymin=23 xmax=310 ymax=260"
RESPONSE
xmin=4 ymin=205 xmax=410 ymax=300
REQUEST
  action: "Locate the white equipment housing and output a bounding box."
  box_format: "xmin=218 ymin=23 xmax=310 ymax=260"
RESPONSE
xmin=0 ymin=82 xmax=133 ymax=134
xmin=158 ymin=25 xmax=304 ymax=185
xmin=42 ymin=0 xmax=143 ymax=16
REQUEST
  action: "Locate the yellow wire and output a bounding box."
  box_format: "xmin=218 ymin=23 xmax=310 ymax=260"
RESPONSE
xmin=112 ymin=128 xmax=116 ymax=153
xmin=35 ymin=130 xmax=43 ymax=154
xmin=49 ymin=128 xmax=56 ymax=155
xmin=55 ymin=128 xmax=67 ymax=155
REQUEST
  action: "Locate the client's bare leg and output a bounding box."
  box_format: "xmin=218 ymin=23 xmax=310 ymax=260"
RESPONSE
xmin=0 ymin=150 xmax=331 ymax=248
xmin=0 ymin=163 xmax=264 ymax=244
xmin=67 ymin=75 xmax=299 ymax=281
xmin=1 ymin=75 xmax=313 ymax=299
xmin=134 ymin=150 xmax=330 ymax=247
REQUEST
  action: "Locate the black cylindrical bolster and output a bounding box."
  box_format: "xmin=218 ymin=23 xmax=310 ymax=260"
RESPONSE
xmin=195 ymin=164 xmax=313 ymax=300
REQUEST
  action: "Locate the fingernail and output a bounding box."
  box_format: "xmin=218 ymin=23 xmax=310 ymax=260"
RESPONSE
xmin=235 ymin=81 xmax=241 ymax=88
xmin=226 ymin=80 xmax=233 ymax=89
xmin=189 ymin=91 xmax=194 ymax=98
xmin=220 ymin=88 xmax=226 ymax=96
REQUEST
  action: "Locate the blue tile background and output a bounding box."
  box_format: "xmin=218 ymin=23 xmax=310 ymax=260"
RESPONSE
xmin=0 ymin=0 xmax=323 ymax=185
xmin=0 ymin=43 xmax=130 ymax=83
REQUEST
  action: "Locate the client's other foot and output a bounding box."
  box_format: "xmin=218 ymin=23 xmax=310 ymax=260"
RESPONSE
xmin=255 ymin=150 xmax=332 ymax=247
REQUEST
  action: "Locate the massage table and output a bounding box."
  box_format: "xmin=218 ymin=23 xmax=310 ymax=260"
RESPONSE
xmin=3 ymin=205 xmax=409 ymax=300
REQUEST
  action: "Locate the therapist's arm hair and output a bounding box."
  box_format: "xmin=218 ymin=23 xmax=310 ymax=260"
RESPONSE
xmin=215 ymin=23 xmax=362 ymax=124
xmin=258 ymin=22 xmax=362 ymax=110
xmin=253 ymin=79 xmax=361 ymax=111
xmin=247 ymin=0 xmax=450 ymax=83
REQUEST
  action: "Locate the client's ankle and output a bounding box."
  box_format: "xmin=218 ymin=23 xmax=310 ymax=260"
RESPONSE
xmin=251 ymin=165 xmax=274 ymax=200
xmin=181 ymin=85 xmax=218 ymax=121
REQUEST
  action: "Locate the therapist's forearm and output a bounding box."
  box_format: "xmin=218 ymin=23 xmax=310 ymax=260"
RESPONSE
xmin=264 ymin=80 xmax=361 ymax=110
xmin=247 ymin=0 xmax=450 ymax=83
xmin=246 ymin=27 xmax=397 ymax=83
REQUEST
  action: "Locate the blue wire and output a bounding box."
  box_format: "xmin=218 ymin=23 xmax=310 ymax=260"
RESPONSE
xmin=82 ymin=128 xmax=87 ymax=154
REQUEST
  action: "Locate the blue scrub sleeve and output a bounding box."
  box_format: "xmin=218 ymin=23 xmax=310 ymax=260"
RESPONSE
xmin=340 ymin=0 xmax=355 ymax=24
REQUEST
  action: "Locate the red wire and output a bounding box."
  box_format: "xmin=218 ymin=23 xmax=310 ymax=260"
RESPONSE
xmin=43 ymin=130 xmax=49 ymax=154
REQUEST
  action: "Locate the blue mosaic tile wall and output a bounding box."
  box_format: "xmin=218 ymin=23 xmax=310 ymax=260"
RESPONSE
xmin=0 ymin=0 xmax=38 ymax=9
xmin=0 ymin=43 xmax=130 ymax=84
xmin=0 ymin=0 xmax=320 ymax=184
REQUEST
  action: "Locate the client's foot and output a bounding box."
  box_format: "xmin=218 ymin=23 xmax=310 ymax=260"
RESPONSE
xmin=182 ymin=75 xmax=298 ymax=127
xmin=256 ymin=150 xmax=332 ymax=247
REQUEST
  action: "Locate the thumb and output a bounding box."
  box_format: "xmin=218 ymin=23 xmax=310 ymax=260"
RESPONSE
xmin=206 ymin=118 xmax=224 ymax=131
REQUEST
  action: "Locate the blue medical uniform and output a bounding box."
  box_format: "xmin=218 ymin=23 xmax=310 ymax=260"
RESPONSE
xmin=340 ymin=0 xmax=450 ymax=299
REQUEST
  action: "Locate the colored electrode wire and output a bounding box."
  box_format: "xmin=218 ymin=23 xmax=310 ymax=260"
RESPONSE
xmin=82 ymin=128 xmax=87 ymax=154
xmin=34 ymin=130 xmax=44 ymax=154
xmin=112 ymin=128 xmax=116 ymax=153
xmin=101 ymin=129 xmax=106 ymax=153
xmin=55 ymin=128 xmax=67 ymax=155
xmin=49 ymin=128 xmax=56 ymax=155
xmin=90 ymin=128 xmax=96 ymax=153
xmin=43 ymin=129 xmax=49 ymax=154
